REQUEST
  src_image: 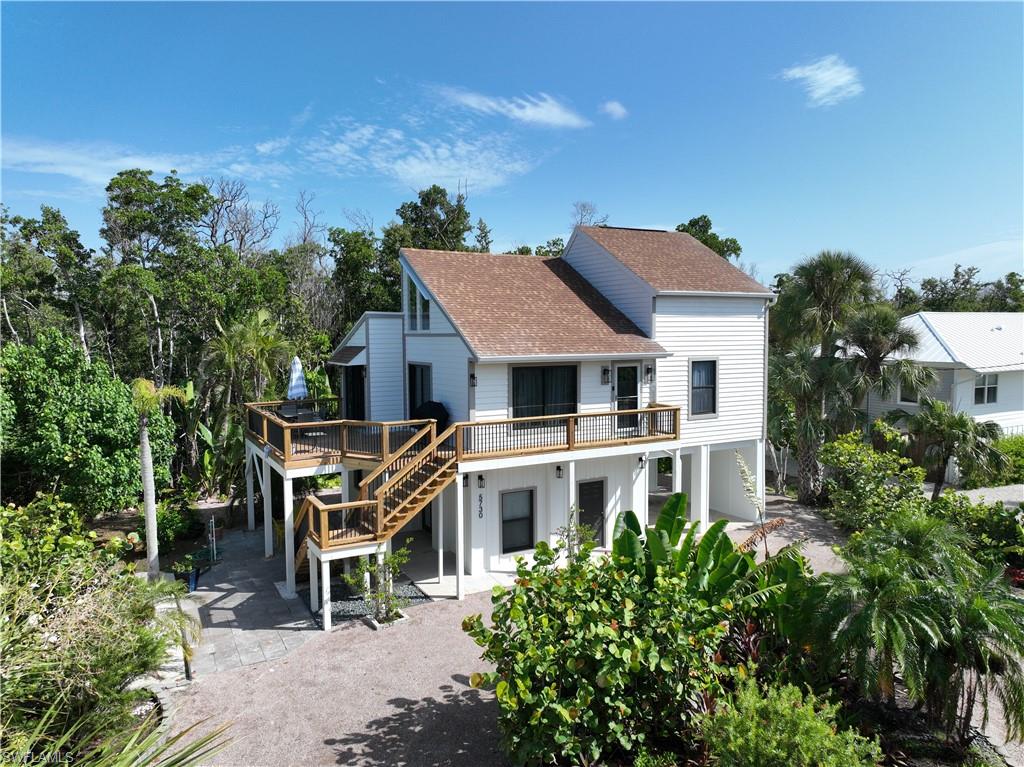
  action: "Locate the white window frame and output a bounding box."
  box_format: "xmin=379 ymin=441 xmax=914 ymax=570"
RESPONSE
xmin=406 ymin=274 xmax=431 ymax=333
xmin=689 ymin=358 xmax=719 ymax=420
xmin=500 ymin=487 xmax=536 ymax=554
xmin=974 ymin=373 xmax=998 ymax=405
xmin=898 ymin=383 xmax=919 ymax=404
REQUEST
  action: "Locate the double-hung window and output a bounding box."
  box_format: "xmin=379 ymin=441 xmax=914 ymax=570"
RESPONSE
xmin=511 ymin=366 xmax=577 ymax=426
xmin=690 ymin=360 xmax=718 ymax=417
xmin=975 ymin=374 xmax=998 ymax=405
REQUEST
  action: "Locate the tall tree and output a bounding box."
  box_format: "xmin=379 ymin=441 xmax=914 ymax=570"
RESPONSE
xmin=474 ymin=218 xmax=493 ymax=253
xmin=131 ymin=378 xmax=185 ymax=579
xmin=771 ymin=250 xmax=876 ymax=503
xmin=571 ymin=201 xmax=608 ymax=228
xmin=843 ymin=304 xmax=936 ymax=428
xmin=675 ymin=215 xmax=742 ymax=260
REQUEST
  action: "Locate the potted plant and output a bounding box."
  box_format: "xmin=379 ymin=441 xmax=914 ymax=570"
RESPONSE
xmin=171 ymin=554 xmax=200 ymax=592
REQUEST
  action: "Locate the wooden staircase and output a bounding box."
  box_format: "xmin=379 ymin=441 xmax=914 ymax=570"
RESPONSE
xmin=294 ymin=422 xmax=459 ymax=567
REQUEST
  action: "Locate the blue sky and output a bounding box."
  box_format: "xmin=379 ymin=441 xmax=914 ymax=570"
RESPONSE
xmin=3 ymin=2 xmax=1022 ymax=283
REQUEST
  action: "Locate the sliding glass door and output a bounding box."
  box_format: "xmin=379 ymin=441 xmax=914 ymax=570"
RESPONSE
xmin=511 ymin=365 xmax=577 ymax=427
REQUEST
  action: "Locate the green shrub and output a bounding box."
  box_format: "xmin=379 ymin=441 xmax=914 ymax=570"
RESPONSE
xmin=464 ymin=496 xmax=815 ymax=766
xmin=0 ymin=552 xmax=191 ymax=753
xmin=820 ymin=432 xmax=925 ymax=531
xmin=961 ymin=434 xmax=1024 ymax=488
xmin=0 ymin=330 xmax=175 ymax=519
xmin=700 ymin=679 xmax=882 ymax=767
xmin=138 ymin=491 xmax=202 ymax=547
xmin=464 ymin=540 xmax=731 ymax=765
xmin=927 ymin=492 xmax=1024 ymax=568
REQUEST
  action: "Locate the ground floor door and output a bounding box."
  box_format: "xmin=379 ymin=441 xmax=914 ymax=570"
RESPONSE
xmin=343 ymin=365 xmax=366 ymax=420
xmin=577 ymin=478 xmax=606 ymax=546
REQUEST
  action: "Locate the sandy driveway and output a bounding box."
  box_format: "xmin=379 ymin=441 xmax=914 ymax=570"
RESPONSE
xmin=171 ymin=591 xmax=504 ymax=767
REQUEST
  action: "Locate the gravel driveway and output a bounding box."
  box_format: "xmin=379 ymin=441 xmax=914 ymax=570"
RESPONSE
xmin=170 ymin=591 xmax=504 ymax=767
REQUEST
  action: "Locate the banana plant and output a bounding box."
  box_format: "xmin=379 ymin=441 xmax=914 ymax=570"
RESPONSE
xmin=611 ymin=492 xmax=808 ymax=614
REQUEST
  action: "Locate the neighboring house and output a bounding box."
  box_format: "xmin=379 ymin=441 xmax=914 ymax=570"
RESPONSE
xmin=242 ymin=226 xmax=774 ymax=625
xmin=864 ymin=311 xmax=1024 ymax=435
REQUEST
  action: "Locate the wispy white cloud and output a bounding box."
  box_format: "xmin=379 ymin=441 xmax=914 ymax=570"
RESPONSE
xmin=781 ymin=55 xmax=863 ymax=108
xmin=303 ymin=122 xmax=532 ymax=192
xmin=290 ymin=103 xmax=314 ymax=129
xmin=438 ymin=86 xmax=590 ymax=129
xmin=255 ymin=137 xmax=290 ymax=155
xmin=599 ymin=100 xmax=628 ymax=120
xmin=1 ymin=136 xmax=293 ymax=188
xmin=907 ymin=238 xmax=1024 ymax=280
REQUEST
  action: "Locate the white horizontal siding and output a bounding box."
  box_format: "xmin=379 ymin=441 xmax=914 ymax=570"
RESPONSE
xmin=954 ymin=368 xmax=1024 ymax=431
xmin=563 ymin=231 xmax=655 ymax=335
xmin=653 ymin=296 xmax=766 ymax=447
xmin=473 ymin=363 xmax=507 ymax=420
xmin=366 ymin=315 xmax=404 ymax=421
xmin=406 ymin=334 xmax=472 ymax=422
xmin=403 ymin=265 xmax=457 ymax=335
xmin=863 ymin=366 xmax=954 ymax=423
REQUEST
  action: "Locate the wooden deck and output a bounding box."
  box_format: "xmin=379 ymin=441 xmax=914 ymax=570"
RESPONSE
xmin=246 ymin=398 xmax=681 ymax=470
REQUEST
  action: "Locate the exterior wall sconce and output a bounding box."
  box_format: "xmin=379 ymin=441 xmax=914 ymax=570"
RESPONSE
xmin=601 ymin=366 xmax=611 ymax=385
xmin=477 ymin=474 xmax=485 ymax=488
xmin=469 ymin=373 xmax=478 ymax=387
xmin=638 ymin=456 xmax=646 ymax=468
xmin=555 ymin=465 xmax=563 ymax=479
xmin=462 ymin=475 xmax=469 ymax=488
xmin=644 ymin=365 xmax=653 ymax=384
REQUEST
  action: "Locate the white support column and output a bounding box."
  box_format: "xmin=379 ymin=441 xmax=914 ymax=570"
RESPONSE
xmin=262 ymin=454 xmax=273 ymax=558
xmin=363 ymin=556 xmax=371 ymax=591
xmin=283 ymin=476 xmax=295 ymax=597
xmin=437 ymin=490 xmax=445 ymax=584
xmin=321 ymin=559 xmax=332 ymax=632
xmin=754 ymin=439 xmax=766 ymax=510
xmin=567 ymin=461 xmax=577 ymax=528
xmin=648 ymin=455 xmax=660 ymax=491
xmin=641 ymin=452 xmax=651 ymax=524
xmin=245 ymin=446 xmax=255 ymax=531
xmin=343 ymin=470 xmax=354 ymax=503
xmin=671 ymin=448 xmax=682 ymax=494
xmin=691 ymin=445 xmax=711 ymax=532
xmin=456 ymin=474 xmax=465 ymax=600
xmin=309 ymin=551 xmax=319 ymax=613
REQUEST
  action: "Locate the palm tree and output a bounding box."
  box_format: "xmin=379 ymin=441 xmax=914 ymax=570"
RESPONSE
xmin=771 ymin=251 xmax=875 ymax=504
xmin=131 ymin=378 xmax=186 ymax=580
xmin=900 ymin=397 xmax=1006 ymax=500
xmin=844 ymin=304 xmax=936 ymax=430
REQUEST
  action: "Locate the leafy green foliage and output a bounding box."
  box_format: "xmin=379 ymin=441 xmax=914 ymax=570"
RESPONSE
xmin=961 ymin=434 xmax=1024 ymax=489
xmin=820 ymin=431 xmax=925 ymax=530
xmin=0 ymin=494 xmax=104 ymax=571
xmin=0 ymin=549 xmax=192 ymax=752
xmin=675 ymin=215 xmax=742 ymax=260
xmin=138 ymin=492 xmax=203 ymax=547
xmin=927 ymin=493 xmax=1024 ymax=568
xmin=464 ymin=496 xmax=814 ymax=765
xmin=700 ymin=679 xmax=882 ymax=767
xmin=0 ymin=330 xmax=174 ymax=518
xmin=814 ymin=512 xmax=1024 ymax=746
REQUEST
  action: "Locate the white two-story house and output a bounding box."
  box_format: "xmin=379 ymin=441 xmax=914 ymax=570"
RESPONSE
xmin=242 ymin=226 xmax=774 ymax=627
xmin=864 ymin=310 xmax=1024 ymax=434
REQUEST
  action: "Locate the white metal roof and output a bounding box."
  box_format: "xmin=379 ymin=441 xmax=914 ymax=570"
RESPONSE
xmin=899 ymin=312 xmax=1024 ymax=372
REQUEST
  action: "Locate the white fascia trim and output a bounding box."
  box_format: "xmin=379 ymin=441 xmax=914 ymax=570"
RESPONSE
xmin=398 ymin=252 xmax=482 ymax=360
xmin=656 ymin=290 xmax=776 ymax=301
xmin=327 ymin=312 xmax=400 ymax=364
xmin=915 ymin=312 xmax=959 ymax=364
xmin=458 ymin=438 xmax=681 ymax=472
xmin=478 ymin=352 xmax=670 ymax=363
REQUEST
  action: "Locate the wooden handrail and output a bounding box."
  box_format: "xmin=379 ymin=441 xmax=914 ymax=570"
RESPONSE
xmin=358 ymin=421 xmax=436 ymax=490
xmin=382 ymin=455 xmax=457 ymax=524
xmin=376 ymin=423 xmax=458 ymax=498
xmin=457 ymin=404 xmax=677 ymax=429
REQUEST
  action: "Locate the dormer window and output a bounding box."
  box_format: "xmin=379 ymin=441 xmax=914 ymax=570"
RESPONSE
xmin=407 ymin=274 xmax=430 ymax=332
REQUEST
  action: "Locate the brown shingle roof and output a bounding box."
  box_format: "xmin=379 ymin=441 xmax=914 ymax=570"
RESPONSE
xmin=578 ymin=226 xmax=771 ymax=294
xmin=401 ymin=249 xmax=667 ymax=359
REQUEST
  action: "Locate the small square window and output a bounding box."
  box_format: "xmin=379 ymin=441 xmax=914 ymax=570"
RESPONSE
xmin=899 ymin=386 xmax=919 ymax=404
xmin=690 ymin=360 xmax=717 ymax=417
xmin=974 ymin=374 xmax=998 ymax=405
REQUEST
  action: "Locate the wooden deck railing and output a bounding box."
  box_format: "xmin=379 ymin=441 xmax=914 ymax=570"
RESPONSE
xmin=244 ymin=397 xmax=434 ymax=465
xmin=246 ymin=399 xmax=681 ymax=468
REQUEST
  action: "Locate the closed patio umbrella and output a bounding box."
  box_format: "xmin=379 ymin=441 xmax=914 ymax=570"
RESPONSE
xmin=287 ymin=356 xmax=308 ymax=400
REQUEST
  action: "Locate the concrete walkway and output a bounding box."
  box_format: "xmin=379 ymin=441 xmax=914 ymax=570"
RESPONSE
xmin=189 ymin=528 xmax=317 ymax=676
xmin=172 ymin=590 xmax=502 ymax=767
